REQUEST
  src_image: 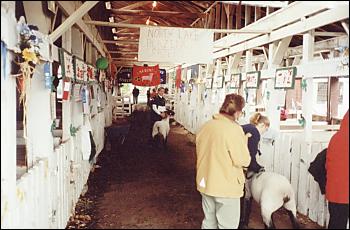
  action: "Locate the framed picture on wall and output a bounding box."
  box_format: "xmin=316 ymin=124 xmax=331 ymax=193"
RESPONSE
xmin=230 ymin=73 xmax=241 ymax=89
xmin=274 ymin=67 xmax=297 ymax=89
xmin=246 ymin=71 xmax=260 ymax=88
xmin=205 ymin=77 xmax=213 ymax=89
xmin=215 ymin=76 xmax=224 ymax=88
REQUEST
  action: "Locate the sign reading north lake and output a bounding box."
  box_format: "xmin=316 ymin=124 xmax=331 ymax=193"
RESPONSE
xmin=138 ymin=27 xmax=213 ymax=64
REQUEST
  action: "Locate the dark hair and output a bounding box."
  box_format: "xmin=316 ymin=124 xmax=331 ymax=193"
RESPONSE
xmin=219 ymin=93 xmax=245 ymax=116
xmin=250 ymin=113 xmax=270 ymax=127
xmin=158 ymin=87 xmax=165 ymax=92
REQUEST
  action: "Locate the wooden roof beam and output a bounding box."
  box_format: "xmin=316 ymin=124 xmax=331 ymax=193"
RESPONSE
xmin=111 ymin=9 xmax=205 ymax=18
xmin=85 ymin=21 xmax=270 ymax=34
xmin=117 ymin=1 xmax=152 ymax=10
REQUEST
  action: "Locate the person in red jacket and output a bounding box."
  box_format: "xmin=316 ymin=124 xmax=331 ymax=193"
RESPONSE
xmin=325 ymin=110 xmax=349 ymax=229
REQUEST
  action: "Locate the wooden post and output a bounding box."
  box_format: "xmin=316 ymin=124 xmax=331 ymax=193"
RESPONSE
xmin=215 ymin=3 xmax=221 ymax=40
xmin=328 ymin=77 xmax=340 ymax=122
xmin=302 ymin=30 xmax=314 ymax=142
xmin=236 ymin=2 xmax=242 ymax=29
xmin=245 ymin=5 xmax=251 ymax=26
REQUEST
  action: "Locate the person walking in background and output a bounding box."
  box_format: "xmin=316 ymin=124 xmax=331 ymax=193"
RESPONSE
xmin=326 ymin=110 xmax=349 ymax=229
xmin=196 ymin=93 xmax=251 ymax=229
xmin=132 ymin=86 xmax=140 ymax=104
xmin=147 ymin=88 xmax=151 ymax=105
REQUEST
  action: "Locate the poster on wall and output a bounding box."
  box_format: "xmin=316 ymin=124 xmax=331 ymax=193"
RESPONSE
xmin=230 ymin=73 xmax=241 ymax=89
xmin=59 ymin=49 xmax=73 ymax=80
xmin=246 ymin=71 xmax=260 ymax=88
xmin=274 ymin=67 xmax=297 ymax=89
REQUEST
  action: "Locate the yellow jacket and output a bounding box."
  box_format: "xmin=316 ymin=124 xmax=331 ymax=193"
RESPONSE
xmin=196 ymin=113 xmax=251 ymax=198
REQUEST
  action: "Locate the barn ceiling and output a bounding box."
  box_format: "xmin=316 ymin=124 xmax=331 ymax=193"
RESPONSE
xmin=86 ymin=1 xmax=349 ymax=67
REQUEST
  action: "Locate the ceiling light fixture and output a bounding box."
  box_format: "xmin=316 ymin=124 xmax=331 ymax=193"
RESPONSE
xmin=152 ymin=1 xmax=157 ymax=8
xmin=109 ymin=16 xmax=114 ymax=22
xmin=146 ymin=18 xmax=150 ymax=25
xmin=113 ymin=36 xmax=118 ymax=40
xmin=112 ymin=28 xmax=117 ymax=33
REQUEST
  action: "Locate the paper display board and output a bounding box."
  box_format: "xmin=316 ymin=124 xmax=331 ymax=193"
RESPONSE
xmin=73 ymin=56 xmax=86 ymax=83
xmin=138 ymin=27 xmax=213 ymax=63
xmin=274 ymin=67 xmax=297 ymax=89
xmin=87 ymin=64 xmax=96 ymax=83
xmin=246 ymin=71 xmax=260 ymax=88
xmin=59 ymin=49 xmax=73 ymax=80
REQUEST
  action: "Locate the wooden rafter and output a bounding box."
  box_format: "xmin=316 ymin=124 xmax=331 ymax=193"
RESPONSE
xmin=110 ymin=9 xmax=205 ymax=18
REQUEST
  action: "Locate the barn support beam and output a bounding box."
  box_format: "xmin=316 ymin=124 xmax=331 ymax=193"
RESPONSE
xmin=302 ymin=30 xmax=315 ymax=143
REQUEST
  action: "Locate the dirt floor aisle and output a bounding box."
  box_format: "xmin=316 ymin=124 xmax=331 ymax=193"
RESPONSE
xmin=67 ymin=111 xmax=322 ymax=229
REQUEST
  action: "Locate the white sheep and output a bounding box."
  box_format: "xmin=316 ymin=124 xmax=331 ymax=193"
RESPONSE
xmin=241 ymin=170 xmax=299 ymax=229
xmin=152 ymin=110 xmax=174 ymax=150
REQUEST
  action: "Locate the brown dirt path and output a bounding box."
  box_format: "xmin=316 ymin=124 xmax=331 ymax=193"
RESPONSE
xmin=67 ymin=112 xmax=323 ymax=229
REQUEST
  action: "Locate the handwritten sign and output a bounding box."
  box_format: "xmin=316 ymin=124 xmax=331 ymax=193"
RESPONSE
xmin=230 ymin=73 xmax=241 ymax=89
xmin=87 ymin=64 xmax=96 ymax=83
xmin=274 ymin=67 xmax=296 ymax=89
xmin=246 ymin=71 xmax=260 ymax=88
xmin=138 ymin=27 xmax=213 ymax=63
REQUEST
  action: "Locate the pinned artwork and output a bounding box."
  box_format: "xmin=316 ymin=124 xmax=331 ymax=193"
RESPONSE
xmin=246 ymin=71 xmax=260 ymax=88
xmin=274 ymin=67 xmax=296 ymax=89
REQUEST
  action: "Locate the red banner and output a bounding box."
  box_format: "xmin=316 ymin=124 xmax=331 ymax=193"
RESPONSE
xmin=132 ymin=65 xmax=160 ymax=86
xmin=175 ymin=65 xmax=182 ymax=88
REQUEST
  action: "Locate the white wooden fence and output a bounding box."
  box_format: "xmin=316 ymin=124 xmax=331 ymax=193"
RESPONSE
xmin=6 ymin=110 xmax=109 ymax=229
xmin=174 ymin=88 xmax=337 ymax=227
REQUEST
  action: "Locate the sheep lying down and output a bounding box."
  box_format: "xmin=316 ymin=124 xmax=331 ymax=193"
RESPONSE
xmin=242 ymin=170 xmax=299 ymax=229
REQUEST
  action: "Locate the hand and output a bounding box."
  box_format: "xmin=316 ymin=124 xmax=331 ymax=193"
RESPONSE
xmin=246 ymin=133 xmax=252 ymax=138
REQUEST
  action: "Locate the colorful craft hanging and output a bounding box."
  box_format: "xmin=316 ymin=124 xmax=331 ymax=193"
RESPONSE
xmin=44 ymin=62 xmax=52 ymax=89
xmin=59 ymin=49 xmax=73 ymax=80
xmin=132 ymin=64 xmax=160 ymax=86
xmin=73 ymin=56 xmax=86 ymax=83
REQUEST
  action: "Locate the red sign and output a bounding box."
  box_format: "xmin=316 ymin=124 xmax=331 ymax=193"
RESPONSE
xmin=132 ymin=64 xmax=160 ymax=86
xmin=175 ymin=65 xmax=182 ymax=88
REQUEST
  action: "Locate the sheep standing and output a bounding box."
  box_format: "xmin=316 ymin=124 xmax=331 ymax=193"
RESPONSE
xmin=242 ymin=170 xmax=299 ymax=229
xmin=152 ymin=110 xmax=174 ymax=151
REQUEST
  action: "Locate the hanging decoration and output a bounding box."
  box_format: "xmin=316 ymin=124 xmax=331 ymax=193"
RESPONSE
xmin=96 ymin=57 xmax=108 ymax=70
xmin=73 ymin=56 xmax=86 ymax=83
xmin=70 ymin=124 xmax=78 ymax=137
xmin=132 ymin=64 xmax=160 ymax=86
xmin=62 ymin=79 xmax=71 ymax=101
xmin=1 ymin=41 xmax=7 ymax=81
xmin=44 ymin=62 xmax=53 ymax=90
xmin=298 ymin=115 xmax=306 ymax=128
xmin=81 ymin=85 xmax=90 ymax=114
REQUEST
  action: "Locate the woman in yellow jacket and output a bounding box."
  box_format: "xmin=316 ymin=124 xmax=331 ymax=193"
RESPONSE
xmin=196 ymin=93 xmax=251 ymax=229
